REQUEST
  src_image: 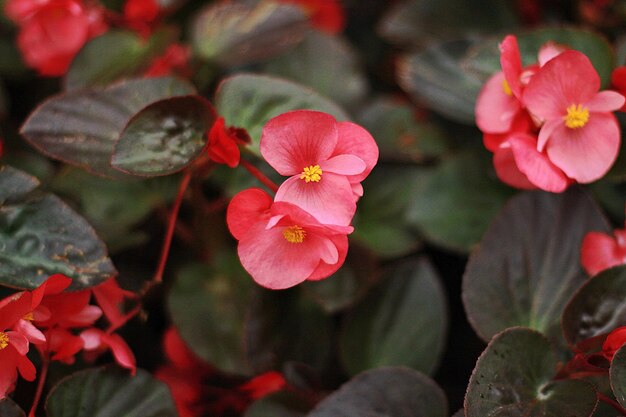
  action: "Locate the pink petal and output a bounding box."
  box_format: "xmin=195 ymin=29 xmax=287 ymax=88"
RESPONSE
xmin=492 ymin=145 xmax=536 ymax=190
xmin=475 ymin=71 xmax=522 ymax=133
xmin=546 ymin=113 xmax=620 ymax=183
xmin=500 ymin=35 xmax=523 ymax=98
xmin=260 ymin=110 xmax=338 ymax=176
xmin=537 ymin=41 xmax=565 ymax=67
xmin=581 ymin=232 xmax=624 ymax=276
xmin=351 ymin=182 xmax=363 ymax=198
xmin=271 ymin=202 xmax=354 ymax=235
xmin=80 ymin=328 xmax=101 ymax=350
xmin=67 ymin=305 xmax=102 ymax=326
xmin=586 ymin=90 xmax=625 ymax=112
xmin=306 ymin=234 xmax=348 ymax=281
xmin=227 ymin=188 xmax=272 ymax=240
xmin=7 ymin=331 xmax=28 ymax=355
xmin=275 ymin=174 xmax=356 ymax=226
xmin=508 ymin=133 xmax=569 ymax=192
xmin=537 ymin=118 xmax=562 ymax=152
xmin=524 ymin=50 xmax=600 ymax=120
xmin=334 ymin=122 xmax=379 ymax=183
xmin=87 ymin=330 xmax=136 ymax=374
xmin=321 ymin=154 xmax=366 ymax=175
xmin=15 ymin=319 xmax=46 ymax=344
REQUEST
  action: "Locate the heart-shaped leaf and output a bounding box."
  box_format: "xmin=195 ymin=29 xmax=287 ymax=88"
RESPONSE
xmin=0 ymin=165 xmax=116 ymax=289
xmin=215 ymin=73 xmax=349 ymax=153
xmin=20 ymin=77 xmax=196 ymax=178
xmin=308 ymin=367 xmax=448 ymax=417
xmin=465 ymin=327 xmax=597 ymax=417
xmin=0 ymin=399 xmax=25 ymax=417
xmin=46 ymin=367 xmax=177 ymax=417
xmin=191 ymin=0 xmax=308 ymax=67
xmin=463 ymin=188 xmax=610 ymax=350
xmin=111 ymin=96 xmax=215 ymax=176
xmin=562 ymin=266 xmax=626 ymax=348
xmin=339 ymin=258 xmax=448 ymax=376
xmin=610 ymin=343 xmax=626 ymax=409
xmin=65 ymin=29 xmax=178 ymax=90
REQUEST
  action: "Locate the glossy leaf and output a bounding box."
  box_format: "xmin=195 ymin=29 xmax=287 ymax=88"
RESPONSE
xmin=215 ymin=73 xmax=349 ymax=153
xmin=563 ymin=266 xmax=626 ymax=348
xmin=263 ymin=31 xmax=368 ymax=108
xmin=308 ymin=367 xmax=448 ymax=417
xmin=463 ymin=189 xmax=610 ymax=350
xmin=465 ymin=27 xmax=615 ymax=88
xmin=0 ymin=166 xmax=116 ymax=289
xmin=465 ymin=328 xmax=597 ymax=417
xmin=340 ymin=258 xmax=447 ymax=376
xmin=407 ymin=152 xmax=513 ymax=253
xmin=0 ymin=399 xmax=25 ymax=417
xmin=378 ymin=0 xmax=517 ymax=45
xmin=397 ymin=38 xmax=486 ymax=124
xmin=65 ymin=29 xmax=177 ymax=90
xmin=191 ymin=0 xmax=308 ymax=67
xmin=168 ymin=261 xmax=254 ymax=374
xmin=610 ymin=344 xmax=626 ymax=409
xmin=111 ymin=96 xmax=214 ymax=176
xmin=46 ymin=367 xmax=177 ymax=417
xmin=20 ymin=77 xmax=196 ymax=178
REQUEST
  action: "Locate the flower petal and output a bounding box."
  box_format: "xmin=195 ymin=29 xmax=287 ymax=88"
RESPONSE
xmin=581 ymin=232 xmax=624 ymax=276
xmin=334 ymin=121 xmax=378 ymax=182
xmin=306 ymin=234 xmax=348 ymax=281
xmin=16 ymin=354 xmax=36 ymax=381
xmin=227 ymin=188 xmax=273 ymax=240
xmin=586 ymin=90 xmax=625 ymax=112
xmin=500 ymin=35 xmax=523 ymax=98
xmin=0 ymin=349 xmax=18 ymax=398
xmin=475 ymin=72 xmax=521 ymax=133
xmin=537 ymin=118 xmax=562 ymax=152
xmin=546 ymin=113 xmax=620 ymax=183
xmin=260 ymin=110 xmax=338 ymax=176
xmin=15 ymin=319 xmax=46 ymax=344
xmin=537 ymin=41 xmax=565 ymax=67
xmin=321 ymin=154 xmax=366 ymax=176
xmin=508 ymin=133 xmax=569 ymax=192
xmin=7 ymin=331 xmax=28 ymax=355
xmin=492 ymin=144 xmax=536 ymax=190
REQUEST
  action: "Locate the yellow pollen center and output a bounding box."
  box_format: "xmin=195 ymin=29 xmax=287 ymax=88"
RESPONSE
xmin=564 ymin=104 xmax=589 ymax=129
xmin=0 ymin=332 xmax=8 ymax=350
xmin=300 ymin=165 xmax=322 ymax=183
xmin=283 ymin=225 xmax=306 ymax=243
xmin=502 ymin=79 xmax=512 ymax=96
xmin=23 ymin=312 xmax=34 ymax=321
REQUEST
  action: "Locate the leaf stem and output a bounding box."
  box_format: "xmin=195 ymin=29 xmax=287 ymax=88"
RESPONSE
xmin=28 ymin=356 xmax=49 ymax=417
xmin=240 ymin=159 xmax=279 ymax=193
xmin=598 ymin=392 xmax=626 ymax=416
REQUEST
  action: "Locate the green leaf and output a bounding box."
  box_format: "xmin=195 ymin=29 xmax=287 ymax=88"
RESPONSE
xmin=610 ymin=344 xmax=626 ymax=409
xmin=465 ymin=27 xmax=615 ymax=88
xmin=168 ymin=260 xmax=254 ymax=374
xmin=0 ymin=399 xmax=25 ymax=417
xmin=308 ymin=367 xmax=448 ymax=417
xmin=65 ymin=29 xmax=178 ymax=90
xmin=397 ymin=38 xmax=487 ymax=124
xmin=263 ymin=31 xmax=368 ymax=108
xmin=0 ymin=165 xmax=116 ymax=289
xmin=215 ymin=73 xmax=349 ymax=154
xmin=339 ymin=258 xmax=448 ymax=376
xmin=562 ymin=266 xmax=626 ymax=348
xmin=355 ymin=97 xmax=449 ymax=162
xmin=407 ymin=152 xmax=514 ymax=252
xmin=111 ymin=96 xmax=214 ymax=176
xmin=0 ymin=165 xmax=39 ymax=202
xmin=191 ymin=0 xmax=308 ymax=66
xmin=245 ymin=287 xmax=333 ymax=373
xmin=245 ymin=392 xmax=308 ymax=417
xmin=46 ymin=367 xmax=177 ymax=417
xmin=21 ymin=77 xmax=196 ymax=178
xmin=466 ymin=328 xmax=597 ymax=417
xmin=463 ymin=188 xmax=610 ymax=350
xmin=378 ymin=0 xmax=517 ymax=45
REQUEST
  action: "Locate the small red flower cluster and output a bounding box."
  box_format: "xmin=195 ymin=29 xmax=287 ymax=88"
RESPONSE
xmin=0 ymin=275 xmax=136 ymax=399
xmin=227 ymin=110 xmax=378 ymax=289
xmin=581 ymin=221 xmax=626 ymax=276
xmin=4 ymin=0 xmax=108 ymax=76
xmin=476 ymin=35 xmax=625 ymax=192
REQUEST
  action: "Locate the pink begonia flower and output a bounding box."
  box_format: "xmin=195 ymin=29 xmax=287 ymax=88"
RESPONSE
xmin=581 ymin=223 xmax=626 ymax=276
xmin=227 ymin=188 xmax=352 ymax=289
xmin=524 ymin=50 xmax=625 ymax=183
xmin=260 ymin=110 xmax=378 ymax=226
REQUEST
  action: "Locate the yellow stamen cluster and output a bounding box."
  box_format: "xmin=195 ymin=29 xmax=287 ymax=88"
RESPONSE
xmin=0 ymin=332 xmax=8 ymax=350
xmin=23 ymin=312 xmax=34 ymax=321
xmin=502 ymin=79 xmax=512 ymax=96
xmin=283 ymin=225 xmax=306 ymax=243
xmin=300 ymin=165 xmax=322 ymax=183
xmin=564 ymin=104 xmax=589 ymax=129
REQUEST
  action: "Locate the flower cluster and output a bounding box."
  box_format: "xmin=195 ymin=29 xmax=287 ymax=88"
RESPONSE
xmin=475 ymin=35 xmax=625 ymax=192
xmin=0 ymin=275 xmax=136 ymax=399
xmin=227 ymin=110 xmax=378 ymax=289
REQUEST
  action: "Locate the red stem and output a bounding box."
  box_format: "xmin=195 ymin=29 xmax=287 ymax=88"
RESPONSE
xmin=240 ymin=159 xmax=279 ymax=193
xmin=152 ymin=171 xmax=192 ymax=285
xmin=29 ymin=356 xmax=49 ymax=417
xmin=598 ymin=392 xmax=626 ymax=416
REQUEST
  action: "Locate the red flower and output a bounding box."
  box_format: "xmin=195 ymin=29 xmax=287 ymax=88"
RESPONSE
xmin=611 ymin=66 xmax=626 ymax=111
xmin=602 ymin=326 xmax=626 ymax=360
xmin=5 ymin=0 xmax=108 ymax=76
xmin=123 ymin=0 xmax=160 ymax=36
xmin=279 ymin=0 xmax=345 ymax=34
xmin=206 ymin=117 xmax=251 ymax=168
xmin=581 ymin=223 xmax=626 ymax=276
xmin=227 ymin=188 xmax=352 ymax=289
xmin=144 ymin=44 xmax=192 ymax=78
